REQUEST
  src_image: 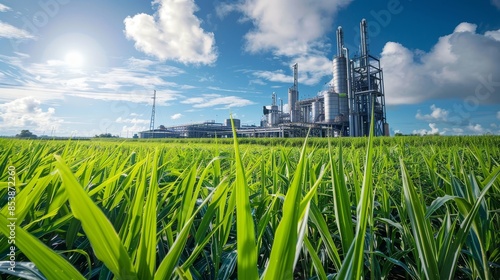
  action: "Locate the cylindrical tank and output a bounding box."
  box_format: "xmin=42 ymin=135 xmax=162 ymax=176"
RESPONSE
xmin=288 ymin=88 xmax=298 ymax=122
xmin=333 ymin=57 xmax=349 ymax=117
xmin=267 ymin=105 xmax=278 ymax=126
xmin=324 ymin=90 xmax=339 ymax=123
xmin=311 ymin=101 xmax=320 ymax=122
xmin=225 ymin=118 xmax=240 ymax=128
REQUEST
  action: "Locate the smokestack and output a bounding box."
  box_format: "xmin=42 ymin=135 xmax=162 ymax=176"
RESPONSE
xmin=336 ymin=26 xmax=344 ymax=57
xmin=360 ymin=19 xmax=368 ymax=59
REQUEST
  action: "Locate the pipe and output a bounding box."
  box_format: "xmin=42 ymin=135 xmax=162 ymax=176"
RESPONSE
xmin=343 ymin=46 xmax=355 ymax=136
xmin=360 ymin=19 xmax=368 ymax=66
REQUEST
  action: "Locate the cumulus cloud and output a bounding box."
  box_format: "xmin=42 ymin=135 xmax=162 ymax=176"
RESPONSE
xmin=381 ymin=22 xmax=500 ymax=105
xmin=171 ymin=113 xmax=183 ymax=120
xmin=124 ymin=0 xmax=217 ymax=65
xmin=413 ymin=123 xmax=441 ymax=136
xmin=0 ymin=97 xmax=63 ymax=131
xmin=467 ymin=123 xmax=484 ymax=134
xmin=219 ymin=0 xmax=351 ymax=56
xmin=218 ymin=0 xmax=352 ymax=87
xmin=416 ymin=104 xmax=449 ymax=122
xmin=181 ymin=94 xmax=255 ymax=109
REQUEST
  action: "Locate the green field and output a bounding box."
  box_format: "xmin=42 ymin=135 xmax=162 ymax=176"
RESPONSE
xmin=0 ymin=135 xmax=499 ymax=279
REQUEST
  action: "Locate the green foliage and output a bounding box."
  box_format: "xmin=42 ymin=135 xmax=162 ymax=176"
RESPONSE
xmin=0 ymin=135 xmax=498 ymax=279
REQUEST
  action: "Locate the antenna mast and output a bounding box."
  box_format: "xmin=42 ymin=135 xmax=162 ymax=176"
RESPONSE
xmin=149 ymin=90 xmax=156 ymax=131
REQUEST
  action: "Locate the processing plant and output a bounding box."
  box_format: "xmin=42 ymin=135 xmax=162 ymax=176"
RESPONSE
xmin=139 ymin=19 xmax=389 ymax=138
xmin=256 ymin=18 xmax=389 ymax=137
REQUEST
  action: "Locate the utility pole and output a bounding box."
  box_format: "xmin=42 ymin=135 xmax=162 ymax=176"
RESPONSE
xmin=149 ymin=90 xmax=156 ymax=132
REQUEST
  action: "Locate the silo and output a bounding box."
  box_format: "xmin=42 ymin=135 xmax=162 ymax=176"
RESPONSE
xmin=311 ymin=101 xmax=320 ymax=122
xmin=333 ymin=56 xmax=349 ymax=117
xmin=324 ymin=90 xmax=339 ymax=123
xmin=267 ymin=105 xmax=278 ymax=126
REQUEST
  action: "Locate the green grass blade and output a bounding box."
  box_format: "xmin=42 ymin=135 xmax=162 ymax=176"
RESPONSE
xmin=154 ymin=186 xmax=216 ymax=279
xmin=439 ymin=170 xmax=499 ymax=280
xmin=303 ymin=236 xmax=327 ymax=280
xmin=231 ymin=117 xmax=259 ymax=280
xmin=400 ymin=158 xmax=439 ymax=279
xmin=135 ymin=149 xmax=160 ymax=279
xmin=54 ymin=155 xmax=137 ymax=280
xmin=328 ymin=140 xmax=354 ymax=254
xmin=337 ymin=106 xmax=375 ymax=280
xmin=0 ymin=213 xmax=85 ymax=280
xmin=263 ymin=134 xmax=309 ymax=280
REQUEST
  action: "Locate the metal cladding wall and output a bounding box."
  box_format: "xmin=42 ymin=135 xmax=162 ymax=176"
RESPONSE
xmin=324 ymin=90 xmax=339 ymax=123
xmin=333 ymin=57 xmax=349 ymax=117
xmin=225 ymin=118 xmax=241 ymax=129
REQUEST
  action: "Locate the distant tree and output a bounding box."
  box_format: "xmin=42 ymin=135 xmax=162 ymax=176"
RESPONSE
xmin=16 ymin=130 xmax=37 ymax=138
xmin=94 ymin=133 xmax=118 ymax=138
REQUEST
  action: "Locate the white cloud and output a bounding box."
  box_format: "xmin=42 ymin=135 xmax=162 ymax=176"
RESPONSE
xmin=485 ymin=30 xmax=500 ymax=41
xmin=171 ymin=113 xmax=183 ymax=120
xmin=124 ymin=0 xmax=217 ymax=65
xmin=0 ymin=97 xmax=63 ymax=132
xmin=120 ymin=124 xmax=148 ymax=137
xmin=412 ymin=123 xmax=441 ymax=135
xmin=467 ymin=123 xmax=484 ymax=134
xmin=491 ymin=0 xmax=500 ymax=10
xmin=69 ymin=90 xmax=180 ymax=106
xmin=0 ymin=21 xmax=35 ymax=39
xmin=221 ymin=0 xmax=351 ymax=56
xmin=0 ymin=3 xmax=34 ymax=39
xmin=115 ymin=117 xmax=149 ymax=124
xmin=251 ymin=54 xmax=332 ymax=86
xmin=415 ymin=104 xmax=449 ymax=122
xmin=181 ymin=94 xmax=255 ymax=109
xmin=0 ymin=53 xmax=186 ymax=105
xmin=0 ymin=4 xmax=11 ymax=12
xmin=381 ymin=23 xmax=500 ymax=105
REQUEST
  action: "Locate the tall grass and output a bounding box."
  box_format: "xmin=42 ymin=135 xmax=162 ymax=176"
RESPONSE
xmin=0 ymin=135 xmax=498 ymax=279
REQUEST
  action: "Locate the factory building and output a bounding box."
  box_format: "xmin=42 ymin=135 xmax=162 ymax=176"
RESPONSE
xmin=139 ymin=19 xmax=388 ymax=138
xmin=259 ymin=19 xmax=389 ymax=137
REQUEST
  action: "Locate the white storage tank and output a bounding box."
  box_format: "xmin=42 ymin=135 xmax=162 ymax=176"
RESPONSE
xmin=324 ymin=90 xmax=339 ymax=123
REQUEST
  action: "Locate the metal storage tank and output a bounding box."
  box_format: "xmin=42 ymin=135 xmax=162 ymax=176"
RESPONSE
xmin=333 ymin=57 xmax=349 ymax=117
xmin=225 ymin=118 xmax=240 ymax=129
xmin=324 ymin=90 xmax=339 ymax=123
xmin=288 ymin=88 xmax=298 ymax=122
xmin=311 ymin=101 xmax=320 ymax=122
xmin=267 ymin=105 xmax=279 ymax=126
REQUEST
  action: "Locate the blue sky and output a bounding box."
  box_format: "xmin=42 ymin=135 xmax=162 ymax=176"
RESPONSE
xmin=0 ymin=0 xmax=499 ymax=137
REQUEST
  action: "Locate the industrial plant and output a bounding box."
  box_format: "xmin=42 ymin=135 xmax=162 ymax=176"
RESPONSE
xmin=139 ymin=19 xmax=389 ymax=138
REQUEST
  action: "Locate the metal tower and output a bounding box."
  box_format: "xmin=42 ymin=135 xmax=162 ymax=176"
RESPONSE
xmin=149 ymin=90 xmax=156 ymax=131
xmin=288 ymin=63 xmax=299 ymax=122
xmin=350 ymin=19 xmax=388 ymax=136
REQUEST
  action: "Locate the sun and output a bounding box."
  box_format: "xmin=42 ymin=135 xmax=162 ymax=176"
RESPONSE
xmin=64 ymin=51 xmax=84 ymax=68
